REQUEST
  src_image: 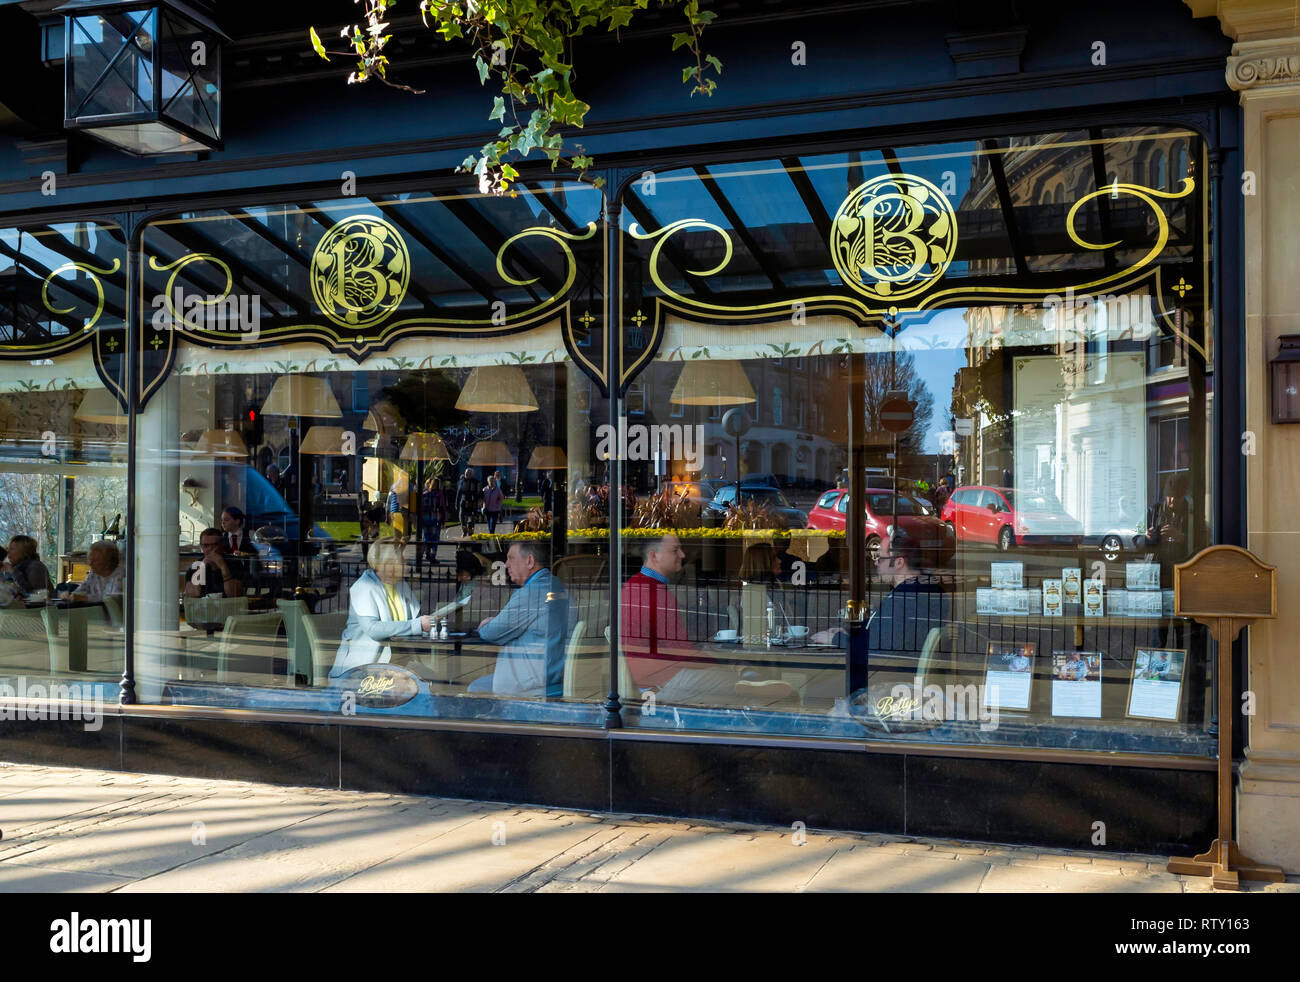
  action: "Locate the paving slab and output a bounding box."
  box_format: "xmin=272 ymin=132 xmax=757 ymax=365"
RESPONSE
xmin=802 ymin=845 xmax=994 ymax=892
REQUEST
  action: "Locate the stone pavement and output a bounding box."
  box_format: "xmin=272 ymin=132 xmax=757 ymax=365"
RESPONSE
xmin=0 ymin=762 xmax=1296 ymax=893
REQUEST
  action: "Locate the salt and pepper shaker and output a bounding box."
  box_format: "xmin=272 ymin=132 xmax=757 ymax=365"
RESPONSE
xmin=439 ymin=618 xmax=448 ymax=641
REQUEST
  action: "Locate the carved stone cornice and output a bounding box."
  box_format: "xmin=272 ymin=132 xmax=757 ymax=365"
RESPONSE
xmin=1228 ymin=38 xmax=1300 ymax=90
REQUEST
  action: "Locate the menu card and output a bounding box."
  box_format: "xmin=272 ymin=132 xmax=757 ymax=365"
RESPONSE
xmin=1042 ymin=579 xmax=1063 ymax=617
xmin=1061 ymin=568 xmax=1082 ymax=604
xmin=1083 ymin=580 xmax=1104 ymax=617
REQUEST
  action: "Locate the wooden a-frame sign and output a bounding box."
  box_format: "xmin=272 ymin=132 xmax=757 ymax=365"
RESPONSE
xmin=1167 ymin=545 xmax=1284 ymax=890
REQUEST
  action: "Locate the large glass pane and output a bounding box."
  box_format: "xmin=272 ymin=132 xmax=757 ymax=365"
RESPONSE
xmin=0 ymin=222 xmax=128 ymax=710
xmin=618 ymin=126 xmax=1213 ymax=754
xmin=135 ymin=184 xmax=610 ymax=725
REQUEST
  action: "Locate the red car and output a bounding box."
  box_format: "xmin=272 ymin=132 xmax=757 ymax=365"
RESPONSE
xmin=805 ymin=488 xmax=954 ymax=562
xmin=939 ymin=485 xmax=1084 ymax=550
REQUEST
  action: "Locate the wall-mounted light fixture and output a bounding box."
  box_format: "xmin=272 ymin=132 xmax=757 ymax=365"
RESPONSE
xmin=1270 ymin=335 xmax=1300 ymax=424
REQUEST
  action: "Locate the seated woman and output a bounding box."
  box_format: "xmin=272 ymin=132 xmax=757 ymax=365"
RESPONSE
xmin=330 ymin=538 xmax=434 ymax=679
xmin=69 ymin=541 xmax=124 ymax=602
xmin=3 ymin=535 xmax=55 ymax=596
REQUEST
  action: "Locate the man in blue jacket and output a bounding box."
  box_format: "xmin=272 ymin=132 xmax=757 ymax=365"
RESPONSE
xmin=469 ymin=540 xmax=571 ymax=698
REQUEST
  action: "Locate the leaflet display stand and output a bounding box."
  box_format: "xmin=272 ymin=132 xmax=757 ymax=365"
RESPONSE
xmin=1166 ymin=545 xmax=1285 ymax=890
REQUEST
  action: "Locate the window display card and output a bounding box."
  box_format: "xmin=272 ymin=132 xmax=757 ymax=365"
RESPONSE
xmin=984 ymin=643 xmax=1036 ymax=710
xmin=1130 ymin=591 xmax=1163 ymax=618
xmin=1127 ymin=648 xmax=1186 ymax=721
xmin=996 ymin=588 xmax=1031 ymax=615
xmin=975 ymin=588 xmax=995 ymax=615
xmin=1061 ymin=568 xmax=1082 ymax=604
xmin=1126 ymin=562 xmax=1161 ymax=591
xmin=1051 ymin=650 xmax=1102 ymax=718
xmin=991 ymin=562 xmax=1024 ymax=589
xmin=1162 ymin=589 xmax=1175 ymax=617
xmin=1042 ymin=579 xmax=1063 ymax=616
xmin=1083 ymin=580 xmax=1104 ymax=617
xmin=1108 ymin=589 xmax=1128 ymax=617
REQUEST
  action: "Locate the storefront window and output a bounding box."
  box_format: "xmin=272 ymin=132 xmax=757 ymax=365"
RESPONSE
xmin=0 ymin=221 xmax=128 ymax=702
xmin=133 ymin=185 xmax=611 ymax=723
xmin=616 ymin=127 xmax=1214 ymax=753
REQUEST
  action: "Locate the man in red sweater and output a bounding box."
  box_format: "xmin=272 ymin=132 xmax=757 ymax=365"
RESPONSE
xmin=621 ymin=533 xmax=792 ymax=704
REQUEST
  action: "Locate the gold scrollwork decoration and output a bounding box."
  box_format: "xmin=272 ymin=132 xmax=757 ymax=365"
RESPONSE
xmin=148 ymin=252 xmax=235 ymax=331
xmin=41 ymin=259 xmax=121 ymax=332
xmin=496 ymin=221 xmax=598 ymax=297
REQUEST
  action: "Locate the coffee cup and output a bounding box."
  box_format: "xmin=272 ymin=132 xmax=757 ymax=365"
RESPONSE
xmin=787 ymin=625 xmax=810 ymax=639
xmin=714 ymin=629 xmax=738 ymax=642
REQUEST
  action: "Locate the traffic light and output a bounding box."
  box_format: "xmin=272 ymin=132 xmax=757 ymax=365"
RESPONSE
xmin=241 ymin=404 xmax=263 ymax=448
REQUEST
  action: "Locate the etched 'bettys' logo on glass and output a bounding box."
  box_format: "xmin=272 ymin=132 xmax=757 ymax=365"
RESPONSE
xmin=830 ymin=174 xmax=956 ymax=303
xmin=310 ymin=215 xmax=411 ymax=329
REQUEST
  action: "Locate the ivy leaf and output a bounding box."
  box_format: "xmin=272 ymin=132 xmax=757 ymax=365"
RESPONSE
xmin=475 ymin=54 xmax=490 ymax=84
xmin=670 ymin=31 xmax=694 ymax=52
xmin=489 ymin=96 xmax=506 ymax=121
xmin=705 ymin=55 xmax=723 ymax=74
xmin=608 ymin=7 xmax=636 ymax=30
xmin=552 ymin=93 xmax=590 ymax=126
xmin=309 ymin=27 xmax=329 ymax=61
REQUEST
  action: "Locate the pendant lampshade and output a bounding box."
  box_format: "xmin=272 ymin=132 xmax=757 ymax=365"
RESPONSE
xmin=75 ymin=388 xmax=128 ymax=424
xmin=455 ymin=365 xmax=539 ymax=413
xmin=467 ymin=440 xmax=516 ymax=467
xmin=526 ymin=445 xmax=568 ymax=470
xmin=298 ymin=426 xmax=348 ymax=455
xmin=194 ymin=429 xmax=247 ymax=457
xmin=261 ymin=375 xmax=342 ymax=418
xmin=399 ymin=431 xmax=451 ymax=462
xmin=668 ymin=360 xmax=756 ymax=406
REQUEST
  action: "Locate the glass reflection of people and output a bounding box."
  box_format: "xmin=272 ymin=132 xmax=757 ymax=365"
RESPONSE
xmin=1057 ymin=651 xmax=1088 ymax=681
xmin=456 ymin=469 xmax=481 ymax=536
xmin=220 ymin=506 xmax=256 ymax=556
xmin=265 ymin=464 xmax=286 ymax=498
xmin=4 ymin=535 xmax=55 ymax=596
xmin=68 ymin=541 xmax=123 ymax=602
xmin=184 ymin=528 xmax=246 ymax=598
xmin=622 ymin=534 xmax=790 ymax=702
xmin=421 ymin=477 xmax=446 ymax=563
xmin=468 ymin=540 xmax=569 ymax=698
xmin=1145 ymin=474 xmax=1189 ymax=583
xmin=331 ymin=537 xmax=434 ymax=678
xmin=482 ymin=474 xmax=505 ymax=534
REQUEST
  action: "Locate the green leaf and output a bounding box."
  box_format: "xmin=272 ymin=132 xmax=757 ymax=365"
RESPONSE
xmin=607 ymin=7 xmax=635 ymax=30
xmin=475 ymin=54 xmax=490 ymax=84
xmin=309 ymin=26 xmax=329 ymax=61
xmin=489 ymin=96 xmax=506 ymax=121
xmin=552 ymin=93 xmax=590 ymax=126
xmin=670 ymin=32 xmax=694 ymax=52
xmin=705 ymin=54 xmax=723 ymax=74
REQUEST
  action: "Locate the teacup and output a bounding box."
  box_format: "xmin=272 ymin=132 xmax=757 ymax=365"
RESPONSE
xmin=787 ymin=625 xmax=810 ymax=639
xmin=714 ymin=629 xmax=738 ymax=642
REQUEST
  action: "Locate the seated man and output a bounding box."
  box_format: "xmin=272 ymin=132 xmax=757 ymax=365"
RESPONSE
xmin=183 ymin=527 xmax=246 ymax=598
xmin=621 ymin=533 xmax=791 ymax=704
xmin=469 ymin=541 xmax=570 ymax=698
xmin=3 ymin=534 xmax=55 ymax=596
xmin=847 ymin=529 xmax=951 ymax=709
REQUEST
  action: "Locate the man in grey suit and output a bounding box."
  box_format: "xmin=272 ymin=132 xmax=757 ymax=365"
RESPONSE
xmin=469 ymin=540 xmax=570 ymax=698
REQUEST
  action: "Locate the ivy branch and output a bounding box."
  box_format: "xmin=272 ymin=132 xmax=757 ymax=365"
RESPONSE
xmin=310 ymin=0 xmax=721 ymax=193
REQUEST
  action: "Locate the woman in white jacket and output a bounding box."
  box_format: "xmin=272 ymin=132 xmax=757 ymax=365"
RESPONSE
xmin=331 ymin=538 xmax=434 ymax=679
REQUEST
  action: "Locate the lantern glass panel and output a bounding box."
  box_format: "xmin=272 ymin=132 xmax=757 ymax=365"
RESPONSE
xmin=69 ymin=10 xmax=157 ymax=116
xmin=158 ymin=10 xmax=219 ymax=140
xmin=1275 ymin=362 xmax=1300 ymax=423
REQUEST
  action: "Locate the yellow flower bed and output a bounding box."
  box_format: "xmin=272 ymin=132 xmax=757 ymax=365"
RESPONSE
xmin=470 ymin=528 xmax=846 ymax=542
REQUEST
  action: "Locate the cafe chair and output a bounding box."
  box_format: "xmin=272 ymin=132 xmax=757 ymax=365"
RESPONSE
xmin=301 ymin=611 xmax=349 ymax=687
xmin=276 ymin=597 xmax=311 ymax=684
xmin=0 ymin=606 xmax=56 ymax=674
xmin=562 ymin=618 xmax=607 ymax=699
xmin=183 ymin=595 xmax=250 ymax=633
xmin=101 ymin=595 xmax=124 ymax=628
xmin=216 ymin=611 xmax=285 ymax=684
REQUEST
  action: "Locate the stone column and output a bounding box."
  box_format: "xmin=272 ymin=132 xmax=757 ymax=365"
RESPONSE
xmin=1191 ymin=0 xmax=1300 ymax=872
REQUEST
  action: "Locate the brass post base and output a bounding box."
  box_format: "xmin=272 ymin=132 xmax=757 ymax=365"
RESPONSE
xmin=1167 ymin=839 xmax=1285 ymax=891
